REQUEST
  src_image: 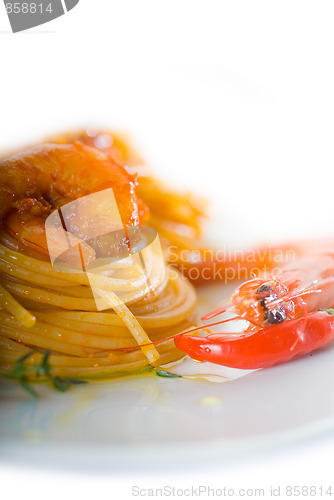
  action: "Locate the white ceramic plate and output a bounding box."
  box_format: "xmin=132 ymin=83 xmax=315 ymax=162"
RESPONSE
xmin=1 ymin=281 xmax=334 ymax=473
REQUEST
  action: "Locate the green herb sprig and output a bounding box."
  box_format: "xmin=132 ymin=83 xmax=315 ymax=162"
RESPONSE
xmin=321 ymin=308 xmax=334 ymax=316
xmin=0 ymin=351 xmax=181 ymax=397
xmin=0 ymin=350 xmax=87 ymax=397
xmin=155 ymin=369 xmax=180 ymax=378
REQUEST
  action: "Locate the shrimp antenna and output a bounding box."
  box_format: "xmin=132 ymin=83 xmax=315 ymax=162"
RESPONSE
xmin=100 ymin=315 xmax=247 ymax=354
xmin=201 ymin=305 xmax=227 ymax=320
xmin=267 ymin=281 xmax=321 ymax=308
xmin=201 ymin=298 xmax=233 ymax=320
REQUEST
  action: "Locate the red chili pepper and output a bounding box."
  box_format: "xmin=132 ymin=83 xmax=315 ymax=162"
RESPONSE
xmin=174 ymin=311 xmax=334 ymax=369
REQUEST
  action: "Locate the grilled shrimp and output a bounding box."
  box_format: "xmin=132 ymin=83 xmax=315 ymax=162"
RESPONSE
xmin=0 ymin=141 xmax=144 ymax=256
xmin=175 ymin=240 xmax=334 ymax=368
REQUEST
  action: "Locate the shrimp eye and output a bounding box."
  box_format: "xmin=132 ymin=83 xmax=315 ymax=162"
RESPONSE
xmin=256 ymin=283 xmax=276 ymax=304
xmin=264 ymin=307 xmax=286 ymax=325
xmin=257 ymin=283 xmax=273 ymax=295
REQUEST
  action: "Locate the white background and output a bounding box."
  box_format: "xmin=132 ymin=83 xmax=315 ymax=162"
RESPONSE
xmin=1 ymin=1 xmax=334 ymax=498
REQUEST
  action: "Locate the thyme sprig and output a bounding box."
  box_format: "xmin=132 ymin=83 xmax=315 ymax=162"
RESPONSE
xmin=0 ymin=351 xmax=181 ymax=397
xmin=0 ymin=350 xmax=87 ymax=397
xmin=321 ymin=308 xmax=334 ymax=316
xmin=155 ymin=369 xmax=180 ymax=378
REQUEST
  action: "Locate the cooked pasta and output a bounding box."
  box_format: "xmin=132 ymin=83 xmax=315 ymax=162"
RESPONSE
xmin=0 ymin=234 xmax=197 ymax=378
xmin=0 ymin=142 xmax=197 ymax=382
